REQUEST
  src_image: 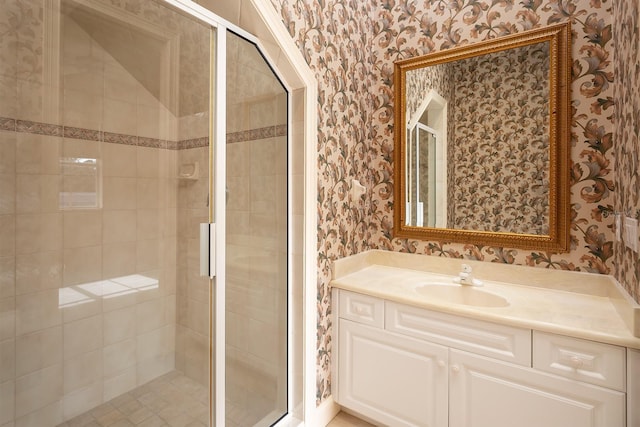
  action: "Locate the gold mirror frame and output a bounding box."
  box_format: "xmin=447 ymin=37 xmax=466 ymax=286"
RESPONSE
xmin=393 ymin=22 xmax=571 ymax=252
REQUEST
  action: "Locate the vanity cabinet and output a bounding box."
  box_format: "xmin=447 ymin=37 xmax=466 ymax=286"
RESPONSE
xmin=332 ymin=289 xmax=628 ymax=427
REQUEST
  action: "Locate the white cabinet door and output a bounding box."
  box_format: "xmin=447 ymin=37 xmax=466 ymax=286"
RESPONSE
xmin=337 ymin=319 xmax=448 ymax=427
xmin=449 ymin=349 xmax=625 ymax=427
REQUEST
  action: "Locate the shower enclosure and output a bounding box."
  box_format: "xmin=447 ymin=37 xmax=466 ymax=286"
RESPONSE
xmin=0 ymin=0 xmax=290 ymax=425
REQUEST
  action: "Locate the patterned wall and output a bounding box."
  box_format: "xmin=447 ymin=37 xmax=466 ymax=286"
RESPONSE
xmin=612 ymin=0 xmax=640 ymax=302
xmin=269 ymin=0 xmax=616 ymax=403
xmin=451 ymin=43 xmax=550 ymax=234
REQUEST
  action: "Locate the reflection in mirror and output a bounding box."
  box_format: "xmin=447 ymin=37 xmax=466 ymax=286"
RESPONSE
xmin=394 ymin=23 xmax=571 ymax=252
xmin=406 ymin=89 xmax=447 ymax=228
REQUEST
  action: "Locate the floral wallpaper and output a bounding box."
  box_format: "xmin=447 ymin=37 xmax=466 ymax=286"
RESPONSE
xmin=612 ymin=0 xmax=640 ymax=302
xmin=451 ymin=42 xmax=550 ymax=234
xmin=270 ymin=0 xmax=617 ymax=404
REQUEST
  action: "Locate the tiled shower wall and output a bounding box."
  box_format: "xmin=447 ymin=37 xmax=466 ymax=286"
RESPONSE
xmin=225 ymin=92 xmax=288 ymax=408
xmin=0 ymin=8 xmax=180 ymax=425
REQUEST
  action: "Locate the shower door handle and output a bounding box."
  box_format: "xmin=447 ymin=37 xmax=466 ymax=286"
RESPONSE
xmin=199 ymin=223 xmax=216 ymax=277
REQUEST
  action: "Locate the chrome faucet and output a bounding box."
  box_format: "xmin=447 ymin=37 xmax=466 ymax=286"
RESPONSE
xmin=453 ymin=264 xmax=483 ymax=286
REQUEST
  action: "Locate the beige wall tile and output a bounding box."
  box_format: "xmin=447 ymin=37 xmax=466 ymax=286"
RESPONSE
xmin=0 ymin=174 xmax=15 ymax=215
xmin=103 ymin=306 xmax=136 ymax=346
xmin=102 ymin=242 xmax=136 ymax=279
xmin=136 ymin=104 xmax=161 ymax=139
xmin=103 ymin=366 xmax=136 ymax=402
xmin=137 ymin=352 xmax=174 ymax=386
xmin=137 ymin=178 xmax=160 ymax=210
xmin=16 ymin=79 xmax=44 ymax=123
xmin=136 ymin=147 xmax=160 ymax=178
xmin=15 ymin=174 xmax=60 ymax=214
xmin=103 ymin=177 xmax=137 ymax=210
xmin=0 ymin=75 xmax=17 ymax=118
xmin=0 ymin=256 xmax=14 ymax=300
xmin=0 ymin=131 xmax=16 ymax=175
xmin=0 ymin=379 xmax=14 ymax=425
xmin=136 ymin=239 xmax=159 ymax=272
xmin=104 ymin=98 xmax=138 ymax=136
xmin=15 ymin=401 xmax=63 ymax=427
xmin=63 ymin=68 xmax=103 ymax=97
xmin=103 ymin=339 xmax=135 ymax=377
xmin=15 ymin=213 xmax=62 ymax=255
xmin=137 ymin=209 xmax=159 ymax=241
xmin=62 ymin=246 xmax=101 ymax=286
xmin=15 ymin=289 xmax=61 ymax=337
xmin=63 ymin=314 xmax=102 ymax=359
xmin=60 ymin=286 xmax=101 ymax=325
xmin=15 ymin=326 xmax=62 ymax=378
xmin=101 ymin=286 xmax=136 ymax=313
xmin=136 ymin=325 xmax=174 ymax=363
xmin=14 ymin=364 xmax=62 ymax=418
xmin=0 ymin=215 xmax=15 ymax=258
xmin=103 ymin=142 xmax=137 ymax=178
xmin=250 ymin=139 xmax=277 ymax=177
xmin=136 ymin=297 xmax=166 ymax=334
xmin=63 ymin=211 xmax=101 ymax=249
xmin=0 ymin=338 xmax=14 ymax=383
xmin=15 ymin=251 xmax=62 ymax=295
xmin=0 ymin=297 xmax=15 ymax=342
xmin=62 ymin=138 xmax=100 ymax=161
xmin=63 ymin=349 xmax=102 ymax=394
xmin=102 ymin=210 xmax=136 ymax=244
xmin=62 ymin=89 xmax=103 ymax=130
xmin=104 ymin=73 xmax=138 ymax=104
xmin=62 ymin=381 xmax=101 ymax=422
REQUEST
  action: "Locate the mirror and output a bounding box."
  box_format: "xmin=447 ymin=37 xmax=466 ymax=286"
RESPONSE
xmin=393 ymin=23 xmax=571 ymax=252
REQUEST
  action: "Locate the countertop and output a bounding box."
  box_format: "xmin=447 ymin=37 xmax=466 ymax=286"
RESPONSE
xmin=330 ymin=250 xmax=640 ymax=350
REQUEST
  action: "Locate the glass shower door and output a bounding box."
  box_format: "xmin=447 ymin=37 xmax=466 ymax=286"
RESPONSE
xmin=0 ymin=0 xmax=215 ymax=425
xmin=222 ymin=32 xmax=289 ymax=426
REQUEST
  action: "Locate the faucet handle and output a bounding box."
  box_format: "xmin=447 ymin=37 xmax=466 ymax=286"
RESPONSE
xmin=461 ymin=264 xmax=472 ymax=273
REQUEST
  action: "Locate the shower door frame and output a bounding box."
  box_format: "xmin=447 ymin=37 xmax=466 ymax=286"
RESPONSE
xmin=44 ymin=0 xmax=302 ymax=424
xmin=160 ymin=1 xmax=300 ymax=426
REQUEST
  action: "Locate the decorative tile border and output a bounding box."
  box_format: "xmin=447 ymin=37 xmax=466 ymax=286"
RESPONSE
xmin=0 ymin=116 xmax=286 ymax=149
xmin=226 ymin=124 xmax=287 ymax=144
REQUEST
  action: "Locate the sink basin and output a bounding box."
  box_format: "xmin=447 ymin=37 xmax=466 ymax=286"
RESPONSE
xmin=415 ymin=284 xmax=509 ymax=308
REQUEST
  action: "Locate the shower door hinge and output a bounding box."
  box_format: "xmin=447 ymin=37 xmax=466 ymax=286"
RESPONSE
xmin=199 ymin=223 xmax=216 ymax=278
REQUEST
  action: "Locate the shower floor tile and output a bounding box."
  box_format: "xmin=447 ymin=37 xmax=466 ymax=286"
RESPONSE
xmin=56 ymin=371 xmax=209 ymax=427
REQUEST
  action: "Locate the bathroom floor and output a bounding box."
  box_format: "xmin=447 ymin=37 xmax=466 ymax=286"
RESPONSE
xmin=327 ymin=412 xmax=375 ymax=427
xmin=56 ymin=371 xmax=209 ymax=427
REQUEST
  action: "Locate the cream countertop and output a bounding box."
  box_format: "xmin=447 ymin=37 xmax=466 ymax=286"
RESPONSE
xmin=330 ymin=250 xmax=640 ymax=350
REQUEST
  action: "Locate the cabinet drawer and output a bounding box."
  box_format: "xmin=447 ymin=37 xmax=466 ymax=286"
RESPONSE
xmin=386 ymin=302 xmax=531 ymax=366
xmin=338 ymin=290 xmax=384 ymax=328
xmin=533 ymin=331 xmax=626 ymax=391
